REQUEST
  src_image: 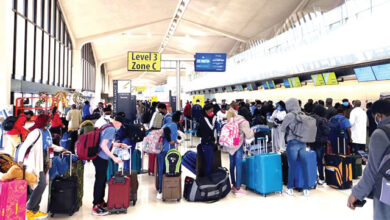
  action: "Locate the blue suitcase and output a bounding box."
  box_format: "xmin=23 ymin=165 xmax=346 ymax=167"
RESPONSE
xmin=182 ymin=151 xmax=197 ymax=175
xmin=294 ymin=150 xmax=318 ymax=190
xmin=244 ymin=138 xmax=283 ymax=196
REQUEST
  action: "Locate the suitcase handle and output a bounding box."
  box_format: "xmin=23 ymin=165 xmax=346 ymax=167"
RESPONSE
xmin=61 ymin=152 xmax=73 ymax=176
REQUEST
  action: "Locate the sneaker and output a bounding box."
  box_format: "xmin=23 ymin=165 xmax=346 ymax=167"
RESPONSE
xmin=92 ymin=205 xmax=109 ymax=216
xmin=100 ymin=202 xmax=107 ymax=209
xmin=235 ymin=188 xmax=248 ymax=196
xmin=156 ymin=192 xmax=162 ymax=200
xmin=303 ymin=189 xmax=309 ymax=196
xmin=285 ymin=188 xmax=294 ymax=196
xmin=26 ymin=210 xmax=35 ymax=220
xmin=318 ymin=179 xmax=325 ymax=185
xmin=33 ymin=211 xmax=48 ymax=219
xmin=231 ymin=186 xmax=238 ymax=193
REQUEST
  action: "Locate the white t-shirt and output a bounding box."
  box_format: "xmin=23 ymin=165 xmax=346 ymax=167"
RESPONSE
xmin=349 ymin=107 xmax=367 ymax=144
xmin=217 ymin=111 xmax=227 ymax=124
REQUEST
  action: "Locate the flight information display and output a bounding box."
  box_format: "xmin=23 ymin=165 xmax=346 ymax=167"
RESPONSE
xmin=354 ymin=67 xmax=376 ymax=82
xmin=312 ymin=74 xmax=325 ymax=86
xmin=323 ymin=72 xmax=338 ymax=85
xmin=371 ymin=63 xmax=390 ymax=81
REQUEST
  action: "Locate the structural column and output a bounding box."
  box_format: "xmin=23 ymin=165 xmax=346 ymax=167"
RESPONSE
xmin=71 ymin=48 xmax=82 ymax=91
xmin=0 ymin=0 xmax=13 ymax=106
xmin=93 ymin=62 xmax=102 ymax=106
xmin=176 ymin=60 xmax=181 ymax=111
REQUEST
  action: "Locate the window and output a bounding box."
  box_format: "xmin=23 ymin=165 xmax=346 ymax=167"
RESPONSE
xmin=81 ymin=43 xmax=96 ymax=91
xmin=11 ymin=0 xmax=73 ymax=89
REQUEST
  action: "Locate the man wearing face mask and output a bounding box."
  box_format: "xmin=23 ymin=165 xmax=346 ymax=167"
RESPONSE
xmin=157 ymin=103 xmax=172 ymax=126
xmin=347 ymin=99 xmax=390 ymax=219
xmin=342 ymin=98 xmax=352 ymax=118
xmin=198 ymin=104 xmax=217 ymax=176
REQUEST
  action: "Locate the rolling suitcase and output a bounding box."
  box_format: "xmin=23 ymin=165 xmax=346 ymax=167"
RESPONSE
xmin=0 ymin=167 xmax=27 ymax=220
xmin=182 ymin=151 xmax=197 ymax=175
xmin=245 ymin=137 xmax=283 ymax=196
xmin=132 ymin=149 xmax=142 ymax=174
xmin=148 ymin=153 xmax=157 ymax=175
xmin=325 ymin=137 xmax=353 ymax=189
xmin=294 ymin=150 xmax=317 ymax=190
xmin=162 ymin=174 xmax=182 ymax=202
xmin=62 ymin=157 xmax=84 ymax=209
xmin=49 ymin=154 xmax=79 ymax=216
xmin=107 ymin=166 xmax=130 ymax=214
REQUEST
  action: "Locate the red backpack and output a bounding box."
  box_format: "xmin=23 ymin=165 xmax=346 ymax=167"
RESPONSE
xmin=75 ymin=124 xmax=113 ymax=160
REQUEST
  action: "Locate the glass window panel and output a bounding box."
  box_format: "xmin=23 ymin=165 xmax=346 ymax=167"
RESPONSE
xmin=45 ymin=0 xmax=50 ymax=32
xmin=35 ymin=30 xmax=42 ymax=83
xmin=17 ymin=0 xmax=25 ymax=14
xmin=15 ymin=16 xmax=26 ymax=80
xmin=56 ymin=9 xmax=60 ymax=40
xmin=68 ymin=49 xmax=72 ymax=87
xmin=25 ymin=22 xmax=35 ymax=82
xmin=42 ymin=33 xmax=49 ymax=84
xmin=27 ymin=0 xmax=34 ymax=21
xmin=36 ymin=0 xmax=42 ymax=27
xmin=61 ymin=44 xmax=64 ymax=86
xmin=54 ymin=41 xmax=59 ymax=85
xmin=49 ymin=37 xmax=55 ymax=85
xmin=58 ymin=43 xmax=62 ymax=86
xmin=51 ymin=0 xmax=55 ymax=36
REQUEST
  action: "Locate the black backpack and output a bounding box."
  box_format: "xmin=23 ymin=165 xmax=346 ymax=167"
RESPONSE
xmin=126 ymin=124 xmax=146 ymax=143
xmin=2 ymin=116 xmax=18 ymax=131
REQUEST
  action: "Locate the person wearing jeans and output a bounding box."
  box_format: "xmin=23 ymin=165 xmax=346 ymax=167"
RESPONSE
xmin=198 ymin=104 xmax=217 ymax=177
xmin=280 ymin=98 xmax=311 ymax=196
xmin=229 ymin=146 xmax=243 ymax=190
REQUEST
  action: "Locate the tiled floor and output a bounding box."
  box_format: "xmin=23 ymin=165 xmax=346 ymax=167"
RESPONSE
xmin=38 ymin=139 xmax=373 ymax=220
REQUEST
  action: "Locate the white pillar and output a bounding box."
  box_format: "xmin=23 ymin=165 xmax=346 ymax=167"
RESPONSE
xmin=94 ymin=63 xmax=102 ymax=106
xmin=71 ymin=49 xmax=82 ymax=91
xmin=176 ymin=60 xmax=181 ymax=111
xmin=0 ymin=0 xmax=13 ymax=106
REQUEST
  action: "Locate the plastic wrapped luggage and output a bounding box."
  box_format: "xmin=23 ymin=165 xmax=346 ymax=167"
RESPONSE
xmin=294 ymin=150 xmax=317 ymax=190
xmin=49 ymin=154 xmax=79 ymax=216
xmin=0 ymin=168 xmax=27 ymax=220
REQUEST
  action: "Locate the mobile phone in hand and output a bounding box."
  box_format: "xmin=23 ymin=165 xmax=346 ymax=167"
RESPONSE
xmin=353 ymin=199 xmax=366 ymax=207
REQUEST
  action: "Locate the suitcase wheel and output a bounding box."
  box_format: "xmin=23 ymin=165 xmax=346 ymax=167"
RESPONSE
xmin=177 ymin=199 xmax=180 ymax=202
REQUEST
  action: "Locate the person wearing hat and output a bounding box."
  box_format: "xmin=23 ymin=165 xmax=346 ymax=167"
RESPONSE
xmin=91 ymin=115 xmax=129 ymax=216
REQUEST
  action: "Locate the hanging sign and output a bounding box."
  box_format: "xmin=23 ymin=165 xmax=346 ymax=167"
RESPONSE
xmin=128 ymin=52 xmax=161 ymax=71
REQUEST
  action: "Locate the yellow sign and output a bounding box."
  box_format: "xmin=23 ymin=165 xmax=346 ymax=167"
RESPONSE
xmin=136 ymin=86 xmax=147 ymax=92
xmin=192 ymin=95 xmax=205 ymax=107
xmin=150 ymin=96 xmax=158 ymax=103
xmin=128 ymin=52 xmax=161 ymax=72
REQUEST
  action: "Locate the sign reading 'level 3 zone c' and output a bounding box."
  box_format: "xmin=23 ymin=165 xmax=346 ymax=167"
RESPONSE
xmin=128 ymin=52 xmax=161 ymax=72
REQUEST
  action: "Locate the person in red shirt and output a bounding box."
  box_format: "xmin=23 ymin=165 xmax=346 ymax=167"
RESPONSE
xmin=49 ymin=107 xmax=65 ymax=135
xmin=5 ymin=110 xmax=34 ymax=157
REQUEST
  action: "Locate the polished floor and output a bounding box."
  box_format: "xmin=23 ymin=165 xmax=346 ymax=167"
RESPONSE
xmin=35 ymin=139 xmax=373 ymax=220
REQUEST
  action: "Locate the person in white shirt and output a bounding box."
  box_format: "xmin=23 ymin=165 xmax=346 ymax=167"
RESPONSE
xmin=216 ymin=107 xmax=227 ymax=125
xmin=349 ymin=100 xmax=367 ymax=153
xmin=269 ymin=101 xmax=287 ymax=153
xmin=95 ymin=107 xmax=112 ymax=128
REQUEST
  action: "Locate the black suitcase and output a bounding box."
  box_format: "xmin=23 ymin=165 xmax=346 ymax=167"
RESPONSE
xmin=325 ymin=137 xmax=353 ymax=189
xmin=49 ymin=154 xmax=79 ymax=217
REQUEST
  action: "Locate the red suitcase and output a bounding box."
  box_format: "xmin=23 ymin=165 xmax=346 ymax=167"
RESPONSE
xmin=148 ymin=153 xmax=157 ymax=175
xmin=107 ymin=170 xmax=130 ymax=214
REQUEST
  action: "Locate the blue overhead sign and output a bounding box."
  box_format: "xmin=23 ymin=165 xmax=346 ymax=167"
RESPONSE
xmin=195 ymin=53 xmax=227 ymax=72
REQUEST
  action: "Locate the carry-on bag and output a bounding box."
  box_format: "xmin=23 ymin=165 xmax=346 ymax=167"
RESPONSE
xmin=325 ymin=137 xmax=353 ymax=189
xmin=107 ymin=165 xmax=130 ymax=214
xmin=120 ymin=149 xmax=139 ymax=206
xmin=62 ymin=157 xmax=84 ymax=208
xmin=165 ymin=149 xmax=181 ymax=177
xmin=0 ymin=166 xmax=27 ymax=220
xmin=162 ymin=174 xmax=182 ymax=202
xmin=49 ymin=154 xmax=79 ymax=216
xmin=148 ymin=153 xmax=157 ymax=175
xmin=132 ymin=149 xmax=142 ymax=174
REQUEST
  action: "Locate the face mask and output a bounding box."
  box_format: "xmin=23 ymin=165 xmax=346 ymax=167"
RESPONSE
xmin=374 ymin=114 xmax=381 ymax=125
xmin=207 ymin=112 xmax=214 ymax=117
xmin=343 ymin=102 xmax=349 ymax=107
xmin=212 ymin=101 xmax=216 ymax=105
xmin=277 ymin=107 xmax=281 ymax=111
xmin=234 ymin=106 xmax=239 ymax=110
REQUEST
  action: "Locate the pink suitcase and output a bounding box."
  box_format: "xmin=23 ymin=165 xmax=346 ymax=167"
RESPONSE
xmin=0 ymin=179 xmax=27 ymax=220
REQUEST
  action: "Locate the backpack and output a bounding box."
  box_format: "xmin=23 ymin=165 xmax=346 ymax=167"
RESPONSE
xmin=219 ymin=117 xmax=245 ymax=155
xmin=165 ymin=149 xmax=181 ymax=177
xmin=127 ymin=124 xmax=146 ymax=143
xmin=328 ymin=116 xmax=343 ymax=141
xmin=291 ymin=112 xmax=317 ymax=143
xmin=183 ymin=167 xmax=231 ymax=202
xmin=141 ymin=129 xmax=164 ymax=154
xmin=312 ymin=115 xmax=330 ymax=144
xmin=75 ymin=124 xmax=112 ymax=160
xmin=151 ymin=112 xmax=163 ymax=129
xmin=2 ymin=116 xmax=17 ymax=131
xmin=374 ymin=125 xmax=390 ymax=205
xmin=142 ymin=109 xmax=152 ymax=124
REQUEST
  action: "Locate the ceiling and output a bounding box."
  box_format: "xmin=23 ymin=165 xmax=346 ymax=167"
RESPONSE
xmin=59 ymin=0 xmax=342 ymax=87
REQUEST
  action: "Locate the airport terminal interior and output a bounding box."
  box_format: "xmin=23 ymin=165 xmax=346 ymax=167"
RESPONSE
xmin=0 ymin=0 xmax=390 ymax=219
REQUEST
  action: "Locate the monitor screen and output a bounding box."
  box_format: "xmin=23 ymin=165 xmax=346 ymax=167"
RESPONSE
xmin=291 ymin=77 xmax=301 ymax=87
xmin=217 ymin=88 xmax=223 ymax=93
xmin=225 ymin=86 xmax=233 ymax=92
xmin=354 ymin=67 xmax=376 ymax=82
xmin=235 ymin=85 xmax=243 ymax=91
xmin=268 ymin=80 xmax=275 ymax=89
xmin=371 ymin=63 xmax=390 ymax=81
xmin=323 ymin=72 xmax=338 ymax=85
xmin=246 ymin=84 xmax=253 ymax=91
xmin=262 ymin=82 xmax=269 ymax=90
xmin=312 ymin=74 xmax=325 ymax=86
xmin=194 ymin=53 xmax=227 ymax=72
xmin=283 ymin=79 xmax=291 ymax=88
